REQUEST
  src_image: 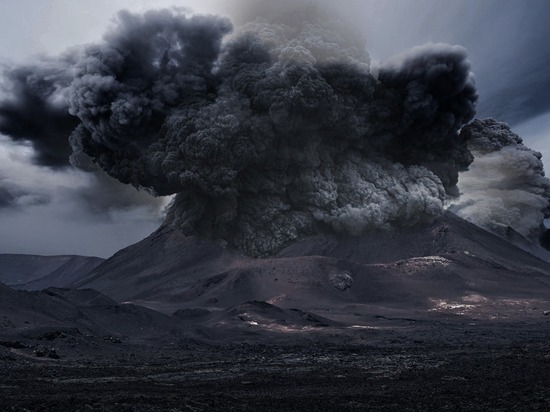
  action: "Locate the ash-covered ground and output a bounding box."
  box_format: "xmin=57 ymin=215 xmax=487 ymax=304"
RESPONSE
xmin=2 ymin=320 xmax=550 ymax=411
xmin=2 ymin=211 xmax=550 ymax=411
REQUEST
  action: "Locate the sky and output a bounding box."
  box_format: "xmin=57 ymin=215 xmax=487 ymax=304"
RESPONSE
xmin=0 ymin=0 xmax=549 ymax=257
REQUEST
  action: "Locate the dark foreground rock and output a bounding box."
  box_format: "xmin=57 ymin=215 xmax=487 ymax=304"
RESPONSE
xmin=1 ymin=321 xmax=550 ymax=411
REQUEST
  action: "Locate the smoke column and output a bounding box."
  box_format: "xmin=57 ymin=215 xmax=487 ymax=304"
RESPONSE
xmin=0 ymin=7 xmax=479 ymax=256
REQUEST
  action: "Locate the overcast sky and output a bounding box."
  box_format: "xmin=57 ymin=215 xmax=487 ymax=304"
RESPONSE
xmin=0 ymin=0 xmax=549 ymax=257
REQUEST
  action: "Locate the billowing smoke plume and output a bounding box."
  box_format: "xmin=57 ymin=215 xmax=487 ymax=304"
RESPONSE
xmin=0 ymin=50 xmax=166 ymax=217
xmin=0 ymin=7 xmax=478 ymax=256
xmin=450 ymin=118 xmax=550 ymax=242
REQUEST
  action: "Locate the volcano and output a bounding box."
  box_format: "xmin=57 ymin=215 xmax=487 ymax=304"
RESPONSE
xmin=3 ymin=4 xmax=550 ymax=410
xmin=70 ymin=211 xmax=550 ymax=330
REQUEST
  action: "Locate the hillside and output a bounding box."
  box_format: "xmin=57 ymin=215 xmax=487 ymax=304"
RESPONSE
xmin=73 ymin=212 xmax=550 ymax=325
xmin=0 ymin=254 xmax=104 ymax=290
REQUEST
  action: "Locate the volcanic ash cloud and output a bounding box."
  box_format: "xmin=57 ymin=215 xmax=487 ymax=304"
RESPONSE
xmin=450 ymin=118 xmax=550 ymax=242
xmin=0 ymin=8 xmax=479 ymax=256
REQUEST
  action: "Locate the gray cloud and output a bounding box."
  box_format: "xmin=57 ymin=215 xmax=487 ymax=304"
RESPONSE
xmin=73 ymin=167 xmax=168 ymax=217
xmin=0 ymin=135 xmax=168 ymax=257
xmin=450 ymin=118 xmax=550 ymax=243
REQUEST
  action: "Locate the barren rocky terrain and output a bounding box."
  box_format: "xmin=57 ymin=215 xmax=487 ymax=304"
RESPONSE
xmin=2 ymin=319 xmax=550 ymax=411
xmin=2 ymin=212 xmax=550 ymax=410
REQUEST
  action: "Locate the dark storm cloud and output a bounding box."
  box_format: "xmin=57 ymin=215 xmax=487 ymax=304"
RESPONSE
xmin=341 ymin=0 xmax=550 ymax=126
xmin=0 ymin=7 xmax=478 ymax=256
xmin=0 ymin=56 xmax=79 ymax=167
xmin=0 ymin=185 xmax=15 ymax=208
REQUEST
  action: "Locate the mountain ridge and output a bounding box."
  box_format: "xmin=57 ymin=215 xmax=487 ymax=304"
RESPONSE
xmin=0 ymin=254 xmax=104 ymax=290
xmin=71 ymin=211 xmax=550 ymax=320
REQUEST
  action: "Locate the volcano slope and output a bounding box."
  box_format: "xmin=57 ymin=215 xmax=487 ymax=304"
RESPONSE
xmin=0 ymin=254 xmax=103 ymax=290
xmin=0 ymin=281 xmax=189 ymax=359
xmin=71 ymin=211 xmax=550 ymax=340
xmin=3 ymin=212 xmax=550 ymax=411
